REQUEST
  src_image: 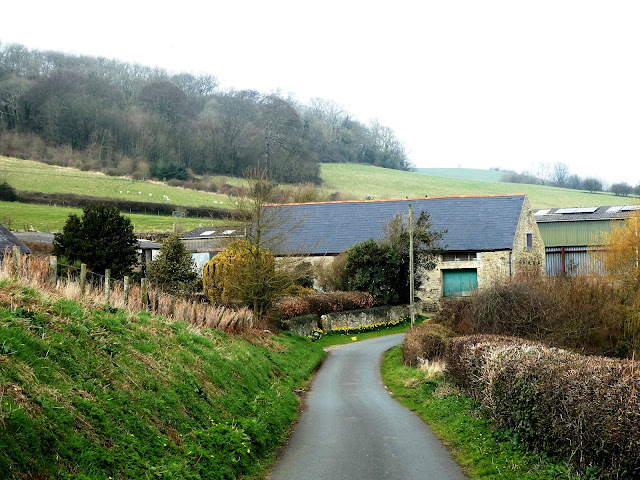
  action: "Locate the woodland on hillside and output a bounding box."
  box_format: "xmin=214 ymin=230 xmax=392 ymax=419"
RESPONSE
xmin=0 ymin=42 xmax=411 ymax=184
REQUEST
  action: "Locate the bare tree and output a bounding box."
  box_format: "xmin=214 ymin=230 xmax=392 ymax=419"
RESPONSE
xmin=551 ymin=162 xmax=570 ymax=187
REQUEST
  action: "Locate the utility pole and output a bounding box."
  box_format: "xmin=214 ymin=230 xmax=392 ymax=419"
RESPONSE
xmin=409 ymin=204 xmax=415 ymax=327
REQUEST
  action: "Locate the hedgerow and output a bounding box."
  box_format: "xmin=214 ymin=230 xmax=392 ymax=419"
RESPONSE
xmin=444 ymin=335 xmax=640 ymax=479
xmin=275 ymin=291 xmax=375 ymax=320
xmin=434 ymin=275 xmax=628 ymax=357
xmin=402 ymin=321 xmax=454 ymax=367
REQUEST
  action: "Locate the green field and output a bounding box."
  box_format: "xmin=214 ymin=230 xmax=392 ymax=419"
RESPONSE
xmin=414 ymin=167 xmax=505 ymax=182
xmin=0 ymin=157 xmax=635 ymax=233
xmin=320 ymin=163 xmax=630 ymax=209
xmin=0 ymin=201 xmax=223 ymax=233
xmin=0 ymin=156 xmax=235 ymax=208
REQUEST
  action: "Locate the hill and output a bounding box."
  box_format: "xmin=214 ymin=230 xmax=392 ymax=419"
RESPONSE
xmin=414 ymin=167 xmax=505 ymax=182
xmin=0 ymin=278 xmax=324 ymax=479
xmin=1 ymin=157 xmax=635 ymax=232
xmin=320 ymin=163 xmax=631 ymax=209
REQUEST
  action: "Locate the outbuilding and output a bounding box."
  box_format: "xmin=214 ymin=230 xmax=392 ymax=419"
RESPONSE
xmin=264 ymin=194 xmax=544 ymax=307
xmin=534 ymin=205 xmax=639 ymax=275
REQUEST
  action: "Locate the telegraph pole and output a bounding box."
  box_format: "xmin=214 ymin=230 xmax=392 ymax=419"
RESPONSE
xmin=409 ymin=204 xmax=415 ymax=327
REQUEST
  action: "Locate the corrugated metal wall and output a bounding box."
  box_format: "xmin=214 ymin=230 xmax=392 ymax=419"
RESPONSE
xmin=545 ymin=246 xmax=606 ymax=276
xmin=538 ymin=220 xmax=618 ymax=247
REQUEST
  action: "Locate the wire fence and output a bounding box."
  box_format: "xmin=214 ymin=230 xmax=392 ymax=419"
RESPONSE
xmin=0 ymin=247 xmax=254 ymax=333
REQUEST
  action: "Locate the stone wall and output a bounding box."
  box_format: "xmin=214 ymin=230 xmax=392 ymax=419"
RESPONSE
xmin=320 ymin=303 xmax=421 ymax=332
xmin=510 ymin=196 xmax=546 ymax=275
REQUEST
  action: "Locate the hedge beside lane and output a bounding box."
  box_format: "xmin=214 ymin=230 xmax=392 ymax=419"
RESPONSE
xmin=444 ymin=335 xmax=640 ymax=479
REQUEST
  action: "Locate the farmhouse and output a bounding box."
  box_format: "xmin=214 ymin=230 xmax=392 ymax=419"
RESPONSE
xmin=534 ymin=205 xmax=640 ymax=275
xmin=264 ymin=194 xmax=544 ymax=307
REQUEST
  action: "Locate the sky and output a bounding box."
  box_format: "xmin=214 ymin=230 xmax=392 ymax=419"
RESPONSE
xmin=2 ymin=1 xmax=639 ymax=186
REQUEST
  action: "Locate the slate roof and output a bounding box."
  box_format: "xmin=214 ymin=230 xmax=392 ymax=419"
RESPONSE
xmin=0 ymin=224 xmax=31 ymax=255
xmin=137 ymin=239 xmax=162 ymax=250
xmin=264 ymin=194 xmax=527 ymax=255
xmin=534 ymin=205 xmax=639 ymax=223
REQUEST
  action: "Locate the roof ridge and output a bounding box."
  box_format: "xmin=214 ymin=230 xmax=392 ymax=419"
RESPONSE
xmin=267 ymin=193 xmax=527 ymax=207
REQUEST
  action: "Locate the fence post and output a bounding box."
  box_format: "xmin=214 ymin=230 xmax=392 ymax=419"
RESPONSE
xmin=153 ymin=288 xmax=159 ymax=313
xmin=141 ymin=278 xmax=148 ymax=311
xmin=12 ymin=246 xmax=20 ymax=277
xmin=182 ymin=299 xmax=188 ymax=321
xmin=104 ymin=269 xmax=111 ymax=303
xmin=49 ymin=255 xmax=57 ymax=286
xmin=170 ymin=296 xmax=176 ymax=318
xmin=80 ymin=264 xmax=87 ymax=296
xmin=124 ymin=276 xmax=130 ymax=305
xmin=192 ymin=301 xmax=198 ymax=325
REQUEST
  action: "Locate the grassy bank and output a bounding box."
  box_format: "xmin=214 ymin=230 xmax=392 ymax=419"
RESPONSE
xmin=380 ymin=345 xmax=588 ymax=480
xmin=0 ymin=279 xmax=324 ymax=479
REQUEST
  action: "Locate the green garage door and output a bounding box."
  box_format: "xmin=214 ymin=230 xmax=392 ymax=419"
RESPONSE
xmin=442 ymin=269 xmax=478 ymax=297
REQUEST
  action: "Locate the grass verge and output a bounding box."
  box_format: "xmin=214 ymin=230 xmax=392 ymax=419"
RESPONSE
xmin=380 ymin=345 xmax=589 ymax=480
xmin=0 ymin=279 xmax=325 ymax=479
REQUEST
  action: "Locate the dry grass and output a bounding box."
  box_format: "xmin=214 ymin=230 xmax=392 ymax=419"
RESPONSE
xmin=0 ymin=250 xmax=253 ymax=333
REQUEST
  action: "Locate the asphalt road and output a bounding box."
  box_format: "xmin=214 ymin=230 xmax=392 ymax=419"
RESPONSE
xmin=268 ymin=333 xmax=467 ymax=480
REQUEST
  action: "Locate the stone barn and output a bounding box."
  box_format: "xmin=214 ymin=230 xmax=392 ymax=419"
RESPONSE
xmin=263 ymin=194 xmax=544 ymax=307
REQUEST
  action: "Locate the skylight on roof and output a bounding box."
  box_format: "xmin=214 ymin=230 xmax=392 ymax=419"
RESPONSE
xmin=621 ymin=205 xmax=640 ymax=212
xmin=222 ymin=230 xmax=236 ymax=235
xmin=556 ymin=207 xmax=598 ymax=214
xmin=200 ymin=230 xmax=216 ymax=236
xmin=607 ymin=206 xmax=624 ymax=213
xmin=535 ymin=209 xmax=551 ymax=216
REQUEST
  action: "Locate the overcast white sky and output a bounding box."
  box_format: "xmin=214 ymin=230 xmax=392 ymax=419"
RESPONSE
xmin=2 ymin=1 xmax=639 ymax=185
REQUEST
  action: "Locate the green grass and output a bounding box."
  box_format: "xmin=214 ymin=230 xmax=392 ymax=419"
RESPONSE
xmin=0 ymin=280 xmax=325 ymax=479
xmin=0 ymin=200 xmax=224 ymax=233
xmin=380 ymin=345 xmax=588 ymax=479
xmin=320 ymin=163 xmax=631 ymax=209
xmin=0 ymin=156 xmax=235 ymax=208
xmin=414 ymin=167 xmax=505 ymax=182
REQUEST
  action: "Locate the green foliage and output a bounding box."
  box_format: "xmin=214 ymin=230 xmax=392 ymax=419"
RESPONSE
xmin=150 ymin=161 xmax=189 ymax=181
xmin=202 ymin=240 xmax=286 ymax=318
xmin=345 ymin=239 xmax=401 ymax=305
xmin=147 ymin=234 xmax=199 ymax=295
xmin=0 ymin=181 xmax=17 ymax=201
xmin=0 ymin=280 xmax=324 ymax=479
xmin=52 ymin=202 xmax=138 ymax=278
xmin=344 ymin=212 xmax=443 ymax=306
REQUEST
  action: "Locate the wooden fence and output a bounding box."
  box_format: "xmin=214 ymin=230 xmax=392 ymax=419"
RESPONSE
xmin=1 ymin=246 xmax=253 ymax=332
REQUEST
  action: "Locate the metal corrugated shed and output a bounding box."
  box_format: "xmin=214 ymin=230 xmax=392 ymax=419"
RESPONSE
xmin=264 ymin=195 xmax=526 ymax=255
xmin=537 ymin=220 xmax=617 ymax=247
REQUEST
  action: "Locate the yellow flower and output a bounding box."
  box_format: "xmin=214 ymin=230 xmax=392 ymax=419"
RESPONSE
xmin=351 ymin=336 xmax=357 ymax=341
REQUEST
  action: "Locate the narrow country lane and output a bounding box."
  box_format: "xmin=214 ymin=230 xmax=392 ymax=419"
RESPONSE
xmin=268 ymin=334 xmax=467 ymax=480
